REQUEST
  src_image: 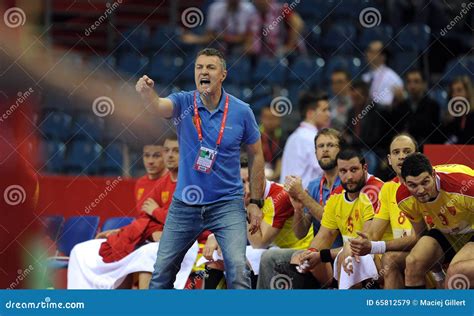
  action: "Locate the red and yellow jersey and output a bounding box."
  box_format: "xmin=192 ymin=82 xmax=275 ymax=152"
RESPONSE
xmin=134 ymin=172 xmax=169 ymax=214
xmin=322 ymin=175 xmax=384 ymax=242
xmin=262 ymin=181 xmax=313 ymax=249
xmin=376 ymin=177 xmax=413 ymax=240
xmin=396 ymin=164 xmax=474 ymax=238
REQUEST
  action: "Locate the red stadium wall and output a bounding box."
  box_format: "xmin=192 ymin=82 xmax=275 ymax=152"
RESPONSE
xmin=424 ymin=145 xmax=474 ymax=167
xmin=37 ymin=175 xmax=138 ymax=225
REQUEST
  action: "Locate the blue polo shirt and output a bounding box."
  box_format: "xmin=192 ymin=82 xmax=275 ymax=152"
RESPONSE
xmin=306 ymin=175 xmax=343 ymax=248
xmin=168 ymin=88 xmax=260 ymax=205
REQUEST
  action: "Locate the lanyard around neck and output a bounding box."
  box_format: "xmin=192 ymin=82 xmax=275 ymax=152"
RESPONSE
xmin=193 ymin=91 xmax=229 ymax=147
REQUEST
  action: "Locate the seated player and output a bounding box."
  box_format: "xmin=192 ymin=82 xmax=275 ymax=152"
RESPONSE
xmin=67 ymin=136 xmax=198 ymax=289
xmin=96 ymin=142 xmax=167 ymax=239
xmin=290 ymin=149 xmax=384 ymax=289
xmin=201 ymin=156 xmax=313 ymax=288
xmin=396 ymin=153 xmax=473 ymax=289
xmin=344 ymin=134 xmax=418 ymax=289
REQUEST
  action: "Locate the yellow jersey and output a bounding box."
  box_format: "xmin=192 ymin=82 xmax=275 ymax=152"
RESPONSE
xmin=262 ymin=181 xmax=313 ymax=250
xmin=396 ymin=164 xmax=474 ymax=250
xmin=376 ymin=177 xmax=413 ymax=240
xmin=322 ymin=175 xmax=384 ymax=242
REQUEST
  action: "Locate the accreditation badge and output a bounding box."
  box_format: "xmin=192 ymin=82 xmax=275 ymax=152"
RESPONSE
xmin=193 ymin=146 xmax=218 ymax=174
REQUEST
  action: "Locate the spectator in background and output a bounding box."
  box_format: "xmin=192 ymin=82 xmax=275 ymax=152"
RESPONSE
xmin=346 ymin=81 xmax=384 ymax=175
xmin=442 ymin=76 xmax=474 ymax=144
xmin=392 ymin=69 xmax=442 ymax=148
xmin=181 ymin=0 xmax=256 ymax=56
xmin=362 ymin=40 xmax=403 ymax=108
xmin=329 ymin=69 xmax=353 ymax=131
xmin=259 ymin=106 xmax=283 ymax=181
xmin=250 ymin=0 xmax=306 ymax=58
xmin=280 ymin=92 xmax=331 ymax=188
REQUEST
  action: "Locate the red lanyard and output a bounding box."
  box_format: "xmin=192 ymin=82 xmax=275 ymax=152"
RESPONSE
xmin=318 ymin=176 xmax=337 ymax=206
xmin=193 ymin=92 xmax=229 ymax=147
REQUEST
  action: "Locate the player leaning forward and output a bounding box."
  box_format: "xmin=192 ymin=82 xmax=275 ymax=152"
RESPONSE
xmin=135 ymin=48 xmax=265 ymax=289
xmin=397 ymin=154 xmax=473 ymax=289
xmin=352 ymin=152 xmax=474 ymax=289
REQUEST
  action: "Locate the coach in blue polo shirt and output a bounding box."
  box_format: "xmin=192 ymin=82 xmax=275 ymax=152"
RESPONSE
xmin=136 ymin=48 xmax=265 ymax=289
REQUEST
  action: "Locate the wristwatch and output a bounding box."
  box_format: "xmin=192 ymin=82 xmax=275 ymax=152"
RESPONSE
xmin=249 ymin=198 xmax=264 ymax=208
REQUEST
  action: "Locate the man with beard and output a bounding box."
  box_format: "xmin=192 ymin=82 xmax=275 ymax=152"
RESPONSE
xmin=290 ymin=149 xmax=384 ymax=288
xmin=256 ymin=128 xmax=344 ymax=289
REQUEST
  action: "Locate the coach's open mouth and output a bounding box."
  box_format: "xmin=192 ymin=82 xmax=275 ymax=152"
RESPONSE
xmin=200 ymin=79 xmax=210 ymax=87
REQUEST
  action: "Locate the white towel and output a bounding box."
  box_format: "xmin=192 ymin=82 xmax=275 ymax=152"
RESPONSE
xmin=333 ymin=250 xmax=379 ymax=289
xmin=195 ymin=246 xmax=277 ymax=275
xmin=67 ymin=239 xmax=198 ymax=289
xmin=245 ymin=246 xmax=273 ymax=275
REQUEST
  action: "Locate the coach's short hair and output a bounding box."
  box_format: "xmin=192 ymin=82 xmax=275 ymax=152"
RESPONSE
xmin=196 ymin=48 xmax=226 ymax=71
xmin=401 ymin=153 xmax=433 ymax=180
xmin=336 ymin=148 xmax=365 ymax=165
xmin=314 ymin=128 xmax=345 ymax=148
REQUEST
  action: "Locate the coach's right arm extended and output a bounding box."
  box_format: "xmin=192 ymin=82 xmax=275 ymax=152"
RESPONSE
xmin=136 ymin=75 xmax=174 ymax=118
